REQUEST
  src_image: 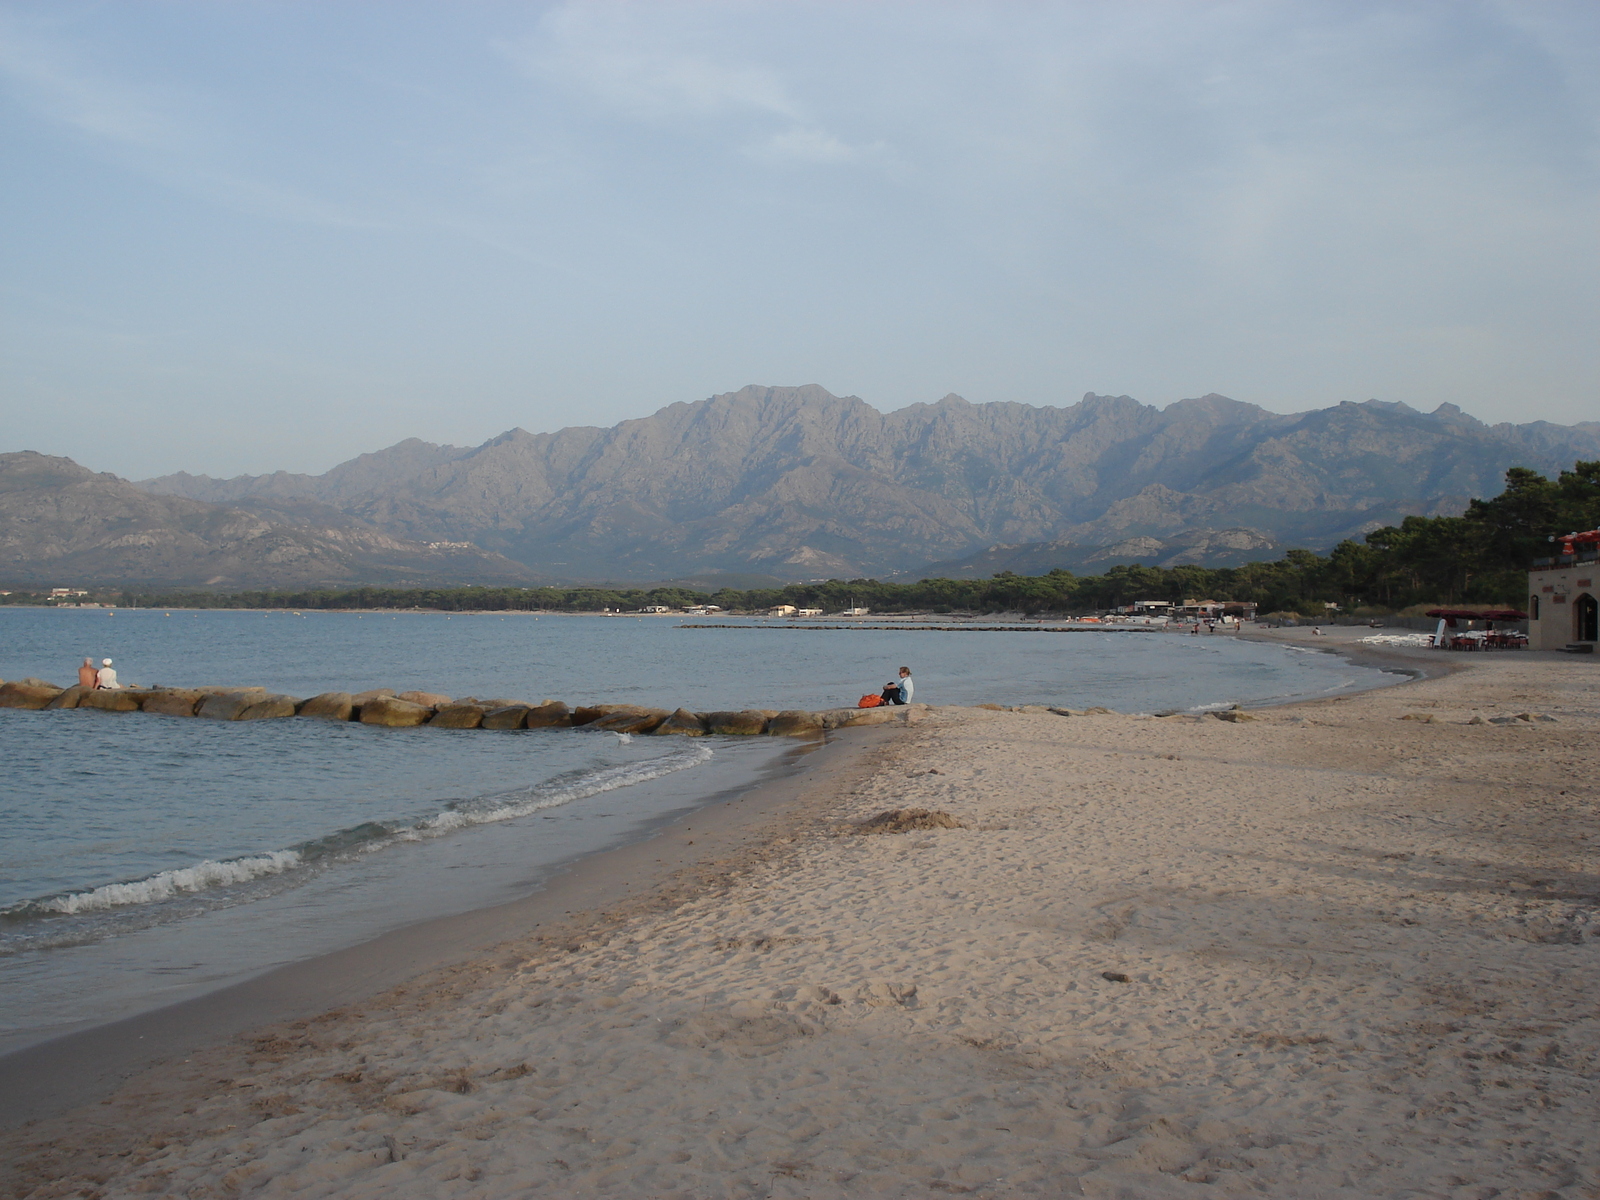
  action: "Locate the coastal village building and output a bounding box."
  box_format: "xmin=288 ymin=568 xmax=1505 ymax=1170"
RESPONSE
xmin=1528 ymin=529 xmax=1600 ymax=651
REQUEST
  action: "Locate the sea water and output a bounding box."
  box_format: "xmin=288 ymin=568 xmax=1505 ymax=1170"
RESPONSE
xmin=0 ymin=608 xmax=1400 ymax=1049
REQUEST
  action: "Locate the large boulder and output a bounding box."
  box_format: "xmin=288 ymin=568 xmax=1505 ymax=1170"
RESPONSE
xmin=571 ymin=703 xmax=643 ymax=726
xmin=482 ymin=705 xmax=530 ymax=730
xmin=590 ymin=708 xmax=670 ymax=734
xmin=524 ymin=701 xmax=573 ymax=729
xmin=767 ymin=710 xmax=826 ymax=737
xmin=358 ymin=695 xmax=433 ymax=727
xmin=350 ymin=688 xmax=396 ymax=705
xmin=297 ymin=692 xmax=355 ymax=721
xmin=398 ymin=690 xmax=452 ymax=708
xmin=80 ymin=689 xmax=144 ymax=713
xmin=837 ymin=706 xmax=900 ymax=727
xmin=429 ymin=704 xmax=488 ymax=729
xmin=815 ymin=705 xmax=916 ymax=729
xmin=652 ymin=708 xmax=708 ymax=736
xmin=0 ymin=682 xmax=64 ymax=709
xmin=704 ymin=710 xmax=769 ymax=736
xmin=142 ymin=689 xmax=205 ymax=717
xmin=45 ymin=685 xmax=91 ymax=709
xmin=197 ymin=692 xmax=263 ymax=721
xmin=238 ymin=694 xmax=299 ymax=720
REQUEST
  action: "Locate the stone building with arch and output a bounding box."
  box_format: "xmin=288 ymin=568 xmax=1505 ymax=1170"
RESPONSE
xmin=1528 ymin=530 xmax=1600 ymax=651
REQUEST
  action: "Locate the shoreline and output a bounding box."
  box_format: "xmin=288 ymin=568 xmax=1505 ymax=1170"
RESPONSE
xmin=1234 ymin=621 xmax=1467 ymax=685
xmin=0 ymin=722 xmax=906 ymax=1129
xmin=6 ymin=649 xmax=1593 ymax=1194
xmin=0 ymin=637 xmax=1424 ymax=1119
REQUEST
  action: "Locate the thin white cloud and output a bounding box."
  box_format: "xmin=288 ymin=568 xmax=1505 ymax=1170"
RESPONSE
xmin=743 ymin=126 xmax=879 ymax=166
xmin=0 ymin=12 xmax=381 ymax=229
xmin=501 ymin=1 xmax=884 ymax=170
xmin=0 ymin=16 xmax=185 ymax=151
xmin=502 ymin=4 xmax=799 ymax=124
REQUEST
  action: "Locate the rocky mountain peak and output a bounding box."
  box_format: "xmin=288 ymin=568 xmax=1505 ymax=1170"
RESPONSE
xmin=79 ymin=385 xmax=1600 ymax=584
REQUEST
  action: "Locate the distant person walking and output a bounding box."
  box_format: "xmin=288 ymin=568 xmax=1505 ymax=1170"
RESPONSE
xmin=77 ymin=657 xmax=98 ymax=689
xmin=95 ymin=658 xmax=120 ymax=689
xmin=880 ymin=666 xmax=913 ymax=705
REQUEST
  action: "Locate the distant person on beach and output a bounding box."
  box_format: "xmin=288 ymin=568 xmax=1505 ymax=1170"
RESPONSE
xmin=77 ymin=657 xmax=98 ymax=688
xmin=881 ymin=666 xmax=913 ymax=705
xmin=95 ymin=658 xmax=120 ymax=689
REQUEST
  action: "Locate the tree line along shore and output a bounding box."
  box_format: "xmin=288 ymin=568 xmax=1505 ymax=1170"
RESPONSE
xmin=4 ymin=461 xmax=1596 ymax=617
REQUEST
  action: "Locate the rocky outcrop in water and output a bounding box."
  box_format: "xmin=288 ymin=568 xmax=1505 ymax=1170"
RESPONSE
xmin=0 ymin=675 xmax=922 ymax=736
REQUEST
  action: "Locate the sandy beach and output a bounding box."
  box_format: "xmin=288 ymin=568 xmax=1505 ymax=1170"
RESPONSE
xmin=4 ymin=631 xmax=1597 ymax=1199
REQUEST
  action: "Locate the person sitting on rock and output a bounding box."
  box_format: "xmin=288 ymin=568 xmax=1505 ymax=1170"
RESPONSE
xmin=95 ymin=658 xmax=121 ymax=689
xmin=77 ymin=657 xmax=98 ymax=689
xmin=880 ymin=666 xmax=913 ymax=705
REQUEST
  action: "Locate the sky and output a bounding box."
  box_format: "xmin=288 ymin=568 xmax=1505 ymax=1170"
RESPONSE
xmin=1 ymin=0 xmax=1596 ymax=480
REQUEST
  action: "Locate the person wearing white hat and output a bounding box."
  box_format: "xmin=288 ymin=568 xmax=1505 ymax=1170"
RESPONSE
xmin=95 ymin=658 xmax=121 ymax=689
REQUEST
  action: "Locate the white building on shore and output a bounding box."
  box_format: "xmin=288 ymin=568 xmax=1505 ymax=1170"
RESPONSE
xmin=1528 ymin=530 xmax=1599 ymax=651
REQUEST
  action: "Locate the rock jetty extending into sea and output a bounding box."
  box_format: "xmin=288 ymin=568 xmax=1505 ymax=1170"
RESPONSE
xmin=0 ymin=678 xmax=926 ymax=737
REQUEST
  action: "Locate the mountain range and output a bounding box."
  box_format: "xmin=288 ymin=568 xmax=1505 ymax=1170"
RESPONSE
xmin=6 ymin=385 xmax=1597 ymax=589
xmin=0 ymin=452 xmax=540 ymax=589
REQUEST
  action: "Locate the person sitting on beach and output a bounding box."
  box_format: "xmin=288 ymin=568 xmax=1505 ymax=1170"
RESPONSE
xmin=77 ymin=657 xmax=98 ymax=689
xmin=95 ymin=658 xmax=121 ymax=689
xmin=880 ymin=666 xmax=913 ymax=705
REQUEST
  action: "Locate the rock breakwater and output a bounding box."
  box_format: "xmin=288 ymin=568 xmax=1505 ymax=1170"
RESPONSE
xmin=0 ymin=678 xmax=924 ymax=737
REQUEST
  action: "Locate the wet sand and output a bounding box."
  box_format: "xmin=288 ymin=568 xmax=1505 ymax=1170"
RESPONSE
xmin=3 ymin=642 xmax=1596 ymax=1198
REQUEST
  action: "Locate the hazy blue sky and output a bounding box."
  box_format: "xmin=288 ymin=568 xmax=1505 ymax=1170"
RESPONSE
xmin=2 ymin=1 xmax=1596 ymax=479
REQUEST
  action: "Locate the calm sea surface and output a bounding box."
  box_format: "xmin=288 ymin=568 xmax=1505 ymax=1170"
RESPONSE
xmin=0 ymin=608 xmax=1400 ymax=1049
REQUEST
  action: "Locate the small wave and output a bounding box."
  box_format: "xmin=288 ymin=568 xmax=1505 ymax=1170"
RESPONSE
xmin=421 ymin=743 xmax=714 ymax=833
xmin=5 ymin=743 xmax=714 ymax=925
xmin=22 ymin=850 xmax=302 ymax=917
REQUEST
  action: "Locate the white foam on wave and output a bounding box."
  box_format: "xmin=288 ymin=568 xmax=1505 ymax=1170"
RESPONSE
xmin=420 ymin=742 xmax=715 ymax=834
xmin=34 ymin=850 xmax=303 ymax=915
xmin=13 ymin=743 xmax=716 ymax=920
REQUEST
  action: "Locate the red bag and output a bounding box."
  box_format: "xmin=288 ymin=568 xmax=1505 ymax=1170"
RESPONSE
xmin=858 ymin=694 xmax=883 ymax=708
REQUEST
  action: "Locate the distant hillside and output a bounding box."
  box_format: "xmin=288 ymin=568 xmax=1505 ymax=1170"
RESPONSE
xmin=0 ymin=452 xmax=542 ymax=589
xmin=906 ymin=527 xmax=1284 ymax=579
xmin=115 ymin=385 xmax=1600 ymax=582
xmin=139 ymin=438 xmax=472 ymax=505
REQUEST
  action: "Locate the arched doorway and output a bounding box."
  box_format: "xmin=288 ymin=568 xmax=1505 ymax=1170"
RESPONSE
xmin=1577 ymin=593 xmax=1599 ymax=643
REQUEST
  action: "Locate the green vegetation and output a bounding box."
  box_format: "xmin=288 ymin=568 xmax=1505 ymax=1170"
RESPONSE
xmin=8 ymin=462 xmax=1597 ymax=618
